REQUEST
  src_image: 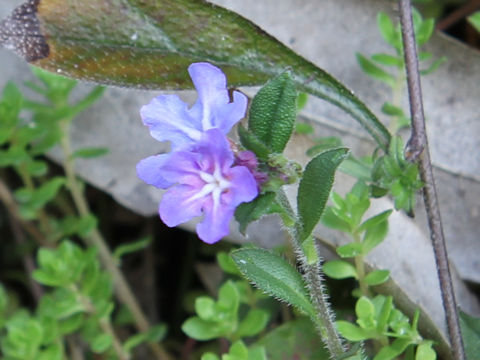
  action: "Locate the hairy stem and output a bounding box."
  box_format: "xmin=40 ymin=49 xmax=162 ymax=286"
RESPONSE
xmin=398 ymin=1 xmax=465 ymax=359
xmin=59 ymin=120 xmax=171 ymax=360
xmin=277 ymin=191 xmax=345 ymax=357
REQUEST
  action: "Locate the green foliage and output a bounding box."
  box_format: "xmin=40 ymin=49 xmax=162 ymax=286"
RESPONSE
xmin=257 ymin=317 xmax=330 ymax=359
xmin=468 ymin=11 xmax=480 ymax=33
xmin=113 ymin=236 xmax=152 ymax=264
xmin=182 ymin=280 xmax=270 ymax=342
xmin=71 ymin=147 xmax=109 ymax=159
xmin=231 ymin=248 xmax=315 ymax=318
xmin=459 ymin=310 xmax=480 ymax=360
xmin=297 ymin=148 xmax=349 ymax=242
xmin=202 ymin=340 xmax=267 ymax=360
xmin=336 ymin=295 xmax=429 ymax=360
xmin=359 ymin=8 xmax=445 ymax=133
xmin=371 ymin=137 xmax=423 ymax=214
xmin=249 ymin=72 xmax=297 ymax=153
xmin=235 ymin=193 xmax=285 ymax=235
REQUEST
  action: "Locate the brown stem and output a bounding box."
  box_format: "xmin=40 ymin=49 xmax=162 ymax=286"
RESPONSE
xmin=7 ymin=210 xmax=44 ymax=302
xmin=436 ymin=0 xmax=480 ymax=31
xmin=0 ymin=178 xmax=49 ymax=247
xmin=398 ymin=1 xmax=466 ymax=359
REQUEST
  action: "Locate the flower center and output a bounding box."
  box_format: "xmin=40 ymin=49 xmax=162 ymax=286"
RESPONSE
xmin=188 ymin=162 xmax=231 ymax=208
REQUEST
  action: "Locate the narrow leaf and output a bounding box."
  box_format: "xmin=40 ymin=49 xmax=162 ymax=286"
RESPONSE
xmin=358 ymin=210 xmax=392 ymax=232
xmin=249 ymin=72 xmax=297 ymax=153
xmin=377 ymin=12 xmax=400 ymax=49
xmin=357 ymin=53 xmax=396 ymax=87
xmin=0 ymin=0 xmax=390 ymax=149
xmin=231 ymin=248 xmax=315 ymax=318
xmin=415 ymin=19 xmax=434 ymax=46
xmin=71 ymin=147 xmax=109 ymax=159
xmin=371 ymin=53 xmax=403 ymax=67
xmin=420 ymin=56 xmax=447 ymax=76
xmin=297 ymin=148 xmax=349 ymax=241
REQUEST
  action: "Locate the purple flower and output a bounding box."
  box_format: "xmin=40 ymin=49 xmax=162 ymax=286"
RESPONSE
xmin=138 ymin=129 xmax=258 ymax=244
xmin=140 ymin=62 xmax=248 ymax=152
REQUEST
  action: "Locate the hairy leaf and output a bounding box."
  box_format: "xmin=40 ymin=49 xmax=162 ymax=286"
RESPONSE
xmin=297 ymin=148 xmax=349 ymax=241
xmin=231 ymin=248 xmax=315 ymax=318
xmin=0 ymin=0 xmax=390 ymax=149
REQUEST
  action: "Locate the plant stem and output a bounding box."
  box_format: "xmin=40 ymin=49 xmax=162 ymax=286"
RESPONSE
xmin=59 ymin=120 xmax=171 ymax=360
xmin=17 ymin=164 xmax=52 ymax=235
xmin=352 ymin=232 xmax=370 ymax=298
xmin=398 ymin=1 xmax=465 ymax=359
xmin=71 ymin=285 xmax=130 ymax=360
xmin=0 ymin=178 xmax=49 ymax=247
xmin=278 ymin=192 xmax=345 ymax=357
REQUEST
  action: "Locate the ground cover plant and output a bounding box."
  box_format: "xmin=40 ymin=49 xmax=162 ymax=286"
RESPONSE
xmin=0 ymin=0 xmax=479 ymax=359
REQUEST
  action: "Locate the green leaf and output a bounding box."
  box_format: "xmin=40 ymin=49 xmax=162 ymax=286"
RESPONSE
xmin=71 ymin=147 xmax=109 ymax=159
xmin=91 ymin=333 xmax=113 ymax=353
xmin=123 ymin=324 xmax=167 ymax=353
xmin=182 ymin=317 xmax=227 ymax=341
xmin=249 ymin=72 xmax=297 ymax=153
xmin=377 ymin=12 xmax=401 ymax=50
xmin=202 ymin=354 xmax=220 ymax=360
xmin=237 ymin=309 xmax=270 ymax=338
xmin=468 ymin=11 xmax=480 ymax=33
xmin=238 ymin=125 xmax=271 ymax=161
xmin=113 ymin=237 xmax=151 ymax=262
xmin=0 ymin=82 xmax=23 ymax=145
xmin=336 ymin=321 xmax=370 ymax=341
xmin=297 ymin=148 xmax=349 ymax=241
xmin=371 ymin=53 xmax=403 ymax=67
xmin=415 ymin=341 xmax=436 ymax=360
xmin=363 ymin=220 xmax=389 ymax=253
xmin=356 ymin=53 xmax=396 ymax=87
xmin=231 ymin=248 xmax=315 ymax=318
xmin=295 ymin=122 xmax=314 ymax=135
xmin=358 ymin=210 xmax=392 ymax=233
xmin=459 ymin=310 xmax=480 ymax=360
xmin=235 ymin=192 xmax=284 ymax=234
xmin=296 ymin=92 xmax=309 ymax=111
xmin=420 ymin=56 xmax=447 ymax=76
xmin=17 ymin=177 xmax=65 ymax=212
xmin=415 ymin=19 xmax=434 ymax=46
xmin=0 ymin=0 xmax=390 ymax=149
xmin=373 ymin=338 xmax=411 ymax=360
xmin=336 ymin=243 xmax=363 ymax=258
xmin=257 ymin=317 xmax=329 ymax=360
xmin=26 ymin=160 xmax=49 ymax=177
xmin=217 ymin=252 xmax=242 ymax=276
xmin=323 ymin=260 xmax=357 ymax=280
xmin=338 ymin=156 xmax=372 ymax=182
xmin=364 ymin=270 xmax=390 ymax=286
xmin=321 ymin=207 xmax=352 ymax=233
xmin=381 ymin=102 xmax=405 ymax=117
